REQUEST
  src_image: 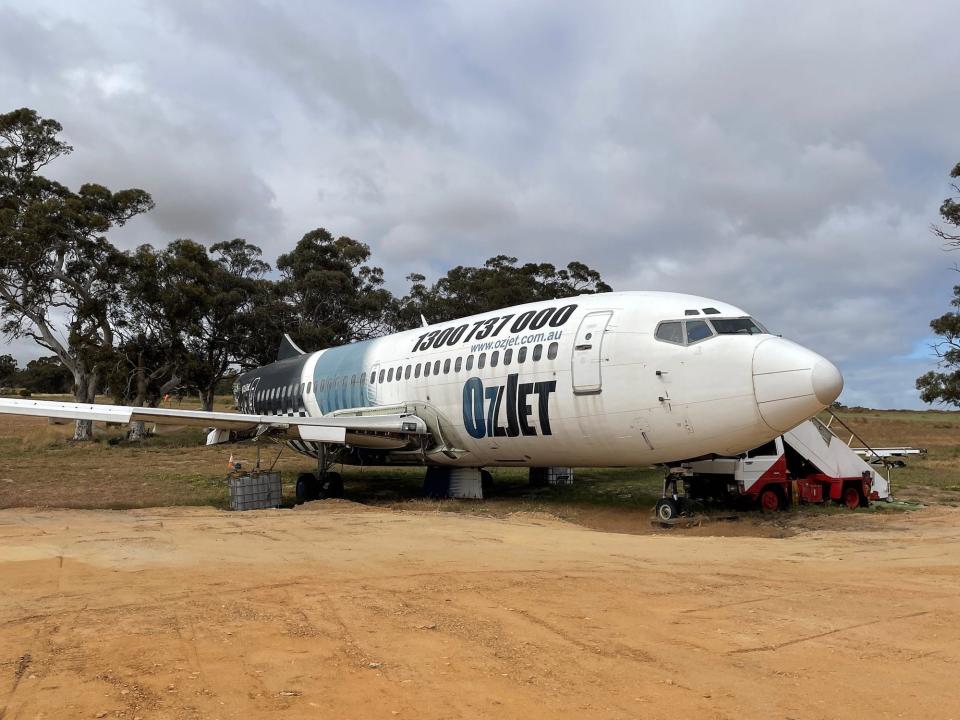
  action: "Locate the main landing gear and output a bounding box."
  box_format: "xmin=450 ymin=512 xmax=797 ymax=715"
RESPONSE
xmin=295 ymin=444 xmax=344 ymax=504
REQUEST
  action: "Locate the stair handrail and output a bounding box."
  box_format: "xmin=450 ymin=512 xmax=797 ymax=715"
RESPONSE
xmin=824 ymin=410 xmax=888 ymax=466
xmin=824 ymin=409 xmax=893 ymax=495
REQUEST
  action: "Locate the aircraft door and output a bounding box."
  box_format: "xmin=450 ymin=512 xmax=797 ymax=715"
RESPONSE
xmin=571 ymin=311 xmax=613 ymax=394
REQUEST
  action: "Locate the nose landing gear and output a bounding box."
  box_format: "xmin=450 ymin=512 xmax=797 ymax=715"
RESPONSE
xmin=655 ymin=469 xmax=692 ymax=524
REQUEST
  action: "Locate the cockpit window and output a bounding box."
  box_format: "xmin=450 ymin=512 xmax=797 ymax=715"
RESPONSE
xmin=655 ymin=321 xmax=684 ymax=344
xmin=685 ymin=319 xmax=713 ymax=343
xmin=710 ymin=317 xmax=766 ymax=335
xmin=656 ymin=316 xmax=766 ymax=346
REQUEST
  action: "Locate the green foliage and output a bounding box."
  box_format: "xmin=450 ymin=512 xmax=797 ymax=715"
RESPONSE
xmin=115 ymin=238 xmax=271 ymax=409
xmin=917 ymin=283 xmax=960 ymax=405
xmin=920 ymin=161 xmax=960 ymax=406
xmin=0 ymin=107 xmax=154 ymax=428
xmin=0 ymin=108 xmax=615 ymax=413
xmin=393 ymin=255 xmax=612 ymax=328
xmin=17 ymin=356 xmax=73 ymax=393
xmin=0 ymin=354 xmax=16 ymax=386
xmin=275 ymin=228 xmax=394 ymax=353
xmin=933 ymin=162 xmax=960 ymax=247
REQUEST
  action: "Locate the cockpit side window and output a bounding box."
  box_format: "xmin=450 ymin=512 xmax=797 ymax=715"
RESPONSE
xmin=685 ymin=319 xmax=713 ymax=343
xmin=710 ymin=317 xmax=767 ymax=335
xmin=655 ymin=321 xmax=684 ymax=344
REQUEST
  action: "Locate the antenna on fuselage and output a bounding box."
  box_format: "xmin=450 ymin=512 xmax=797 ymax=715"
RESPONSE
xmin=420 ymin=314 xmax=429 ymax=328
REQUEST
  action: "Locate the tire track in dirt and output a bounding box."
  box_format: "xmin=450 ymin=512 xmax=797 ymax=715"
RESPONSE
xmin=727 ymin=610 xmax=931 ymax=654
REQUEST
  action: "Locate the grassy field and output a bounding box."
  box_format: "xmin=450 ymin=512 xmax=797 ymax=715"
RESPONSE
xmin=826 ymin=407 xmax=960 ymax=504
xmin=1 ymin=395 xmax=958 ymax=524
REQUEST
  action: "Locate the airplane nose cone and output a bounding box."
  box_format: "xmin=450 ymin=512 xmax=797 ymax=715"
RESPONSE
xmin=752 ymin=338 xmax=843 ymax=432
xmin=812 ymin=357 xmax=844 ymax=406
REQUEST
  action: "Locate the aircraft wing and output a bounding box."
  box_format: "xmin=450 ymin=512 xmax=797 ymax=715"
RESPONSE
xmin=0 ymin=398 xmax=429 ymax=445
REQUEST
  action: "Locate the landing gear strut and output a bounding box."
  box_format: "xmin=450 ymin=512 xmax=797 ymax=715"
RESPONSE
xmin=656 ymin=469 xmax=690 ymax=522
xmin=294 ymin=444 xmax=344 ymax=504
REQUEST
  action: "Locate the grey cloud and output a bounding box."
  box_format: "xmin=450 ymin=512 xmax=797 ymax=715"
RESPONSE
xmin=157 ymin=0 xmax=429 ymax=133
xmin=2 ymin=0 xmax=959 ymax=409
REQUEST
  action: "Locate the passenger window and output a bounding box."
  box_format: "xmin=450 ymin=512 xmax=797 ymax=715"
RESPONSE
xmin=455 ymin=357 xmax=462 ymax=372
xmin=504 ymin=348 xmax=512 ymax=365
xmin=405 ymin=365 xmax=411 ymax=379
xmin=686 ymin=319 xmax=713 ymax=343
xmin=466 ymin=355 xmax=474 ymax=371
xmin=369 ymin=371 xmax=375 ymax=384
xmin=491 ymin=351 xmax=499 ymax=367
xmin=518 ymin=346 xmax=527 ymax=363
xmin=444 ymin=358 xmax=451 ymax=374
xmin=655 ymin=321 xmax=684 ymax=344
xmin=434 ymin=360 xmax=441 ymax=375
xmin=415 ymin=363 xmax=422 ymax=378
xmin=378 ymin=369 xmax=385 ymax=383
xmin=532 ymin=344 xmax=543 ymax=361
xmin=387 ymin=368 xmax=394 ymax=382
xmin=424 ymin=361 xmax=431 ymax=377
xmin=396 ymin=367 xmax=402 ymax=380
xmin=478 ymin=353 xmax=486 ymax=369
xmin=547 ymin=342 xmax=558 ymax=360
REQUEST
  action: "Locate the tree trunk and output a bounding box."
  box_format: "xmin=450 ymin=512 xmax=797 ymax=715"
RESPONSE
xmin=128 ymin=351 xmax=149 ymax=441
xmin=72 ymin=370 xmax=97 ymax=441
xmin=200 ymin=385 xmax=215 ymax=412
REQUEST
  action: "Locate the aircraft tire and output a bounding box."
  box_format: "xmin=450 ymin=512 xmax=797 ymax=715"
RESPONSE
xmin=480 ymin=469 xmax=494 ymax=494
xmin=295 ymin=473 xmax=317 ymax=504
xmin=423 ymin=466 xmax=449 ymax=498
xmin=322 ymin=472 xmax=344 ymax=499
xmin=655 ymin=498 xmax=679 ymax=522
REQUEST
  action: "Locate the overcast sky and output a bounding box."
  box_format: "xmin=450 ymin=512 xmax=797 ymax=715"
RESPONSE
xmin=2 ymin=0 xmax=958 ymax=408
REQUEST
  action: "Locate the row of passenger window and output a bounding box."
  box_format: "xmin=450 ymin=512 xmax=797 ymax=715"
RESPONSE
xmin=255 ymin=382 xmax=311 ymax=405
xmin=369 ymin=340 xmax=560 ymax=386
xmin=310 ymin=341 xmax=561 ymax=391
xmin=253 ymin=340 xmax=563 ymax=403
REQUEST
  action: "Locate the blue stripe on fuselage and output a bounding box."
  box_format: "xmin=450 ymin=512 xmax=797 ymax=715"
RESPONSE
xmin=313 ymin=339 xmax=375 ymax=413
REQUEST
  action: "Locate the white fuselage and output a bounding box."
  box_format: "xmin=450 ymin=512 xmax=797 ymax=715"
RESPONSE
xmin=236 ymin=291 xmax=843 ymax=468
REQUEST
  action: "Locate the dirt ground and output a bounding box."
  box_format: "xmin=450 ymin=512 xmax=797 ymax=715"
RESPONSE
xmin=2 ymin=501 xmax=959 ymax=720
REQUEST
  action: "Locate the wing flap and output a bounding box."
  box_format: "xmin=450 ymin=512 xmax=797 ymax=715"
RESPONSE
xmin=298 ymin=425 xmax=347 ymax=443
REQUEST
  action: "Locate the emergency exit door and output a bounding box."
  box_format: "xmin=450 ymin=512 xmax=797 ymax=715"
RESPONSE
xmin=571 ymin=311 xmax=612 ymax=394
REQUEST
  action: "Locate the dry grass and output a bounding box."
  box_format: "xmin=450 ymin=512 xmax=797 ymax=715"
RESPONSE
xmin=1 ymin=395 xmax=958 ymax=515
xmin=819 ymin=408 xmax=960 ymax=504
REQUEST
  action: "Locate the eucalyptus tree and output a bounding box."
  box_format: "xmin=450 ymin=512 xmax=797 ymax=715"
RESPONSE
xmin=917 ymin=162 xmax=960 ymax=407
xmin=0 ymin=108 xmax=153 ymax=439
xmin=275 ymin=227 xmax=394 ymax=351
xmin=394 ymin=255 xmax=612 ymax=329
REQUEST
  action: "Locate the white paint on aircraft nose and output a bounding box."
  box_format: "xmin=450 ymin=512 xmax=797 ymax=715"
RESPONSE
xmin=811 ymin=357 xmax=843 ymax=405
xmin=752 ymin=337 xmax=844 ymax=432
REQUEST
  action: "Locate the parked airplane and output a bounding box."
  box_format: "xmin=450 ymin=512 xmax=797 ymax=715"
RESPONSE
xmin=0 ymin=291 xmax=843 ymax=503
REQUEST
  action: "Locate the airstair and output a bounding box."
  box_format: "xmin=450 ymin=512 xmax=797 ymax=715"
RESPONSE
xmin=784 ymin=412 xmax=892 ymax=501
